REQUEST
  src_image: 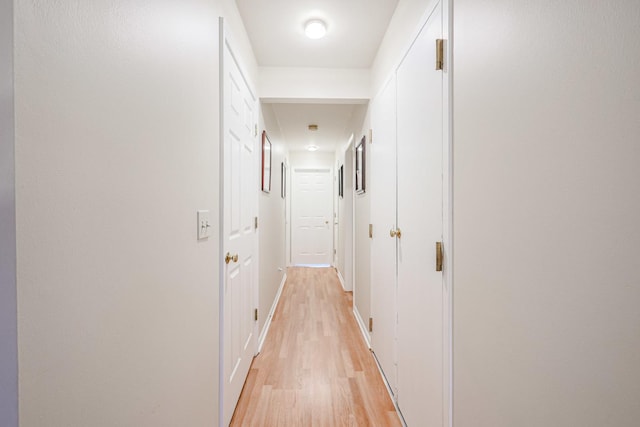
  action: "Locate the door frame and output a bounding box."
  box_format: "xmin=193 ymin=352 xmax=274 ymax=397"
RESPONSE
xmin=218 ymin=17 xmax=260 ymax=427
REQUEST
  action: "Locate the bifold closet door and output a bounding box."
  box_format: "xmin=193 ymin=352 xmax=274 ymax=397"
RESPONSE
xmin=396 ymin=3 xmax=444 ymax=426
xmin=370 ymin=75 xmax=398 ymax=395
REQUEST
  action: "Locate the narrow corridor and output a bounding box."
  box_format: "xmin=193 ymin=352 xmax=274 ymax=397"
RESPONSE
xmin=231 ymin=267 xmax=401 ymax=426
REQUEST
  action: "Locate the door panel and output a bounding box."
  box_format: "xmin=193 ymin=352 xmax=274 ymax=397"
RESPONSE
xmin=291 ymin=169 xmax=333 ymax=266
xmin=222 ymin=39 xmax=257 ymax=426
xmin=396 ymin=3 xmax=444 ymax=426
xmin=370 ymin=75 xmax=399 ymax=395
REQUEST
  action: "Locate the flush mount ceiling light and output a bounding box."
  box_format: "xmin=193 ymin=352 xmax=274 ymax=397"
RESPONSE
xmin=307 ymin=145 xmax=319 ymax=152
xmin=304 ymin=19 xmax=327 ymax=39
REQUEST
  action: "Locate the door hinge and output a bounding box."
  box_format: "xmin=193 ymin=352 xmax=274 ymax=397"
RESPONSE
xmin=334 ymin=248 xmax=337 ymax=255
xmin=369 ymin=129 xmax=373 ymax=144
xmin=254 ymin=216 xmax=258 ymax=230
xmin=436 ymin=39 xmax=444 ymax=70
xmin=369 ymin=224 xmax=373 ymax=239
xmin=436 ymin=241 xmax=443 ymax=272
xmin=368 ymin=317 xmax=373 ymax=332
xmin=254 ymin=308 xmax=258 ymax=321
xmin=254 ymin=124 xmax=258 ymax=137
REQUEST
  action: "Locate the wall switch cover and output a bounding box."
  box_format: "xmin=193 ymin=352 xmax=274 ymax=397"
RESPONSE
xmin=197 ymin=210 xmax=211 ymax=240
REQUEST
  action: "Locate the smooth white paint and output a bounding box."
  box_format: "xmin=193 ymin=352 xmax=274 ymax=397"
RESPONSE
xmin=289 ymin=151 xmax=335 ymax=171
xmin=14 ymin=1 xmax=255 ymax=425
xmin=257 ymin=273 xmax=287 ymax=352
xmin=353 ymin=300 xmax=372 ymax=349
xmin=258 ymin=103 xmax=287 ymax=340
xmin=291 ymin=169 xmax=334 ymax=265
xmin=335 ymin=137 xmax=355 ymax=292
xmin=221 ymin=25 xmax=259 ymax=426
xmin=352 ymin=114 xmax=372 ymax=344
xmin=369 ymin=74 xmax=398 ymax=396
xmin=0 ymin=0 xmax=18 ymax=424
xmin=267 ymin=103 xmax=360 ymax=153
xmin=453 ymin=1 xmax=640 ymax=425
xmin=259 ymin=67 xmax=370 ymax=102
xmin=371 ymin=0 xmax=436 ymax=95
xmin=395 ymin=4 xmax=443 ymax=425
xmin=236 ymin=0 xmax=399 ymax=68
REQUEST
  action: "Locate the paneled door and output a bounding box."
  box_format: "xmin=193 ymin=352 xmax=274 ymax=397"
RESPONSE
xmin=396 ymin=3 xmax=444 ymax=426
xmin=370 ymin=75 xmax=399 ymax=395
xmin=291 ymin=168 xmax=333 ymax=266
xmin=221 ymin=21 xmax=258 ymax=427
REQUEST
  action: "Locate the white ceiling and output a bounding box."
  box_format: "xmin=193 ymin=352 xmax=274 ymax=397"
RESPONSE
xmin=235 ymin=0 xmax=399 ymax=68
xmin=267 ymin=103 xmax=366 ymax=152
xmin=236 ymin=0 xmax=397 ymax=152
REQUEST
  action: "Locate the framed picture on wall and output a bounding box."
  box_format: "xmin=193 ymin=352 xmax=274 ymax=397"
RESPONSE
xmin=355 ymin=135 xmax=366 ymax=194
xmin=262 ymin=131 xmax=272 ymax=193
xmin=281 ymin=162 xmax=286 ymax=199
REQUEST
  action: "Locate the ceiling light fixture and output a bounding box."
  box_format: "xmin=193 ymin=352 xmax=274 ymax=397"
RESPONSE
xmin=307 ymin=145 xmax=319 ymax=152
xmin=304 ymin=19 xmax=327 ymax=39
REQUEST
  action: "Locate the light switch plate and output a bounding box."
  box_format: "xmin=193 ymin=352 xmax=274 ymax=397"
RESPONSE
xmin=197 ymin=210 xmax=211 ymax=240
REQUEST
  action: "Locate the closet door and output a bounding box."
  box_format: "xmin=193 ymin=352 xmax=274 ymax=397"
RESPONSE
xmin=396 ymin=3 xmax=444 ymax=426
xmin=370 ymin=75 xmax=398 ymax=395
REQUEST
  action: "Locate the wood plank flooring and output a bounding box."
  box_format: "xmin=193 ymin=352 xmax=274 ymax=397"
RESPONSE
xmin=230 ymin=267 xmax=401 ymax=426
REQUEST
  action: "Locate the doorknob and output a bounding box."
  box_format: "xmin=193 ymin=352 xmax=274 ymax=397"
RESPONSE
xmin=225 ymin=252 xmax=239 ymax=264
xmin=389 ymin=228 xmax=402 ymax=238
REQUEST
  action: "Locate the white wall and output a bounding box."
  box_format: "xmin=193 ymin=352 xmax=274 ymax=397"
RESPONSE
xmin=335 ymin=138 xmax=354 ymax=291
xmin=289 ymin=151 xmax=335 ymax=170
xmin=260 ymin=67 xmax=370 ymax=102
xmin=14 ymin=1 xmax=256 ymax=425
xmin=350 ymin=107 xmax=371 ymax=338
xmin=0 ymin=0 xmax=18 ymax=425
xmin=453 ymin=1 xmax=640 ymax=425
xmin=371 ymin=0 xmax=435 ymax=94
xmin=258 ymin=103 xmax=287 ymax=335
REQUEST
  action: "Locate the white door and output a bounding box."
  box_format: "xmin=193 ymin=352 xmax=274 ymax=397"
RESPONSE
xmin=396 ymin=3 xmax=444 ymax=426
xmin=291 ymin=168 xmax=333 ymax=266
xmin=221 ymin=27 xmax=258 ymax=427
xmin=370 ymin=75 xmax=399 ymax=395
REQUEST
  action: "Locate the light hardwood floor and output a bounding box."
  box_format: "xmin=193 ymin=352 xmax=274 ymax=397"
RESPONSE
xmin=230 ymin=267 xmax=401 ymax=426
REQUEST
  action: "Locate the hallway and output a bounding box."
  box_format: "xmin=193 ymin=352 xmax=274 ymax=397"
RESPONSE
xmin=231 ymin=267 xmax=401 ymax=426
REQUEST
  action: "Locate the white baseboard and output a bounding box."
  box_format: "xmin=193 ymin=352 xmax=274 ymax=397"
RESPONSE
xmin=257 ymin=273 xmax=287 ymax=353
xmin=371 ymin=352 xmax=407 ymax=426
xmin=352 ymin=304 xmax=371 ymax=349
xmin=336 ymin=269 xmax=346 ymax=291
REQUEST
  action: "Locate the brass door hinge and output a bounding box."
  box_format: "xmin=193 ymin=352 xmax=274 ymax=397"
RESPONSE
xmin=436 ymin=241 xmax=443 ymax=272
xmin=368 ymin=317 xmax=373 ymax=332
xmin=254 ymin=308 xmax=258 ymax=321
xmin=369 ymin=224 xmax=373 ymax=239
xmin=436 ymin=39 xmax=444 ymax=70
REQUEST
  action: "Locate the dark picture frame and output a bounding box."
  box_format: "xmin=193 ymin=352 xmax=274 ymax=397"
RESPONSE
xmin=261 ymin=131 xmax=272 ymax=193
xmin=355 ymin=135 xmax=366 ymax=194
xmin=338 ymin=165 xmax=344 ymax=198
